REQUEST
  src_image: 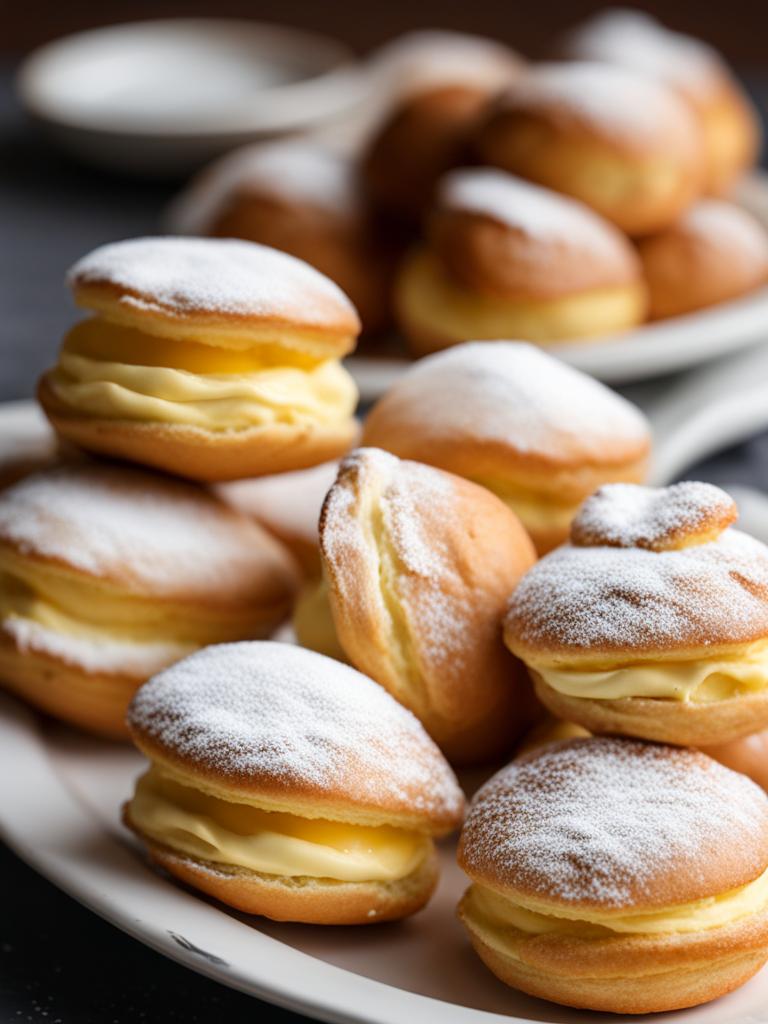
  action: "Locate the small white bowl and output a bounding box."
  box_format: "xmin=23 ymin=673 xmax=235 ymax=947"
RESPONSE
xmin=16 ymin=19 xmax=365 ymax=175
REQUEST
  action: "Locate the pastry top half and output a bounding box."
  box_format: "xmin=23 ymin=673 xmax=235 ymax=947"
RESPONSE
xmin=638 ymin=199 xmax=768 ymax=318
xmin=370 ymin=29 xmax=524 ymax=102
xmin=167 ymin=141 xmax=364 ymax=237
xmin=477 ymin=60 xmax=701 ymax=160
xmin=427 ymin=168 xmax=642 ymax=299
xmin=504 ymin=481 xmax=768 ymax=666
xmin=68 ymin=236 xmax=360 ymax=359
xmin=459 ymin=735 xmax=768 ymax=913
xmin=0 ymin=461 xmax=298 ymax=606
xmin=127 ymin=640 xmax=465 ymax=834
xmin=362 ymin=342 xmax=650 ymax=502
xmin=318 ymin=447 xmax=536 ymax=761
xmin=561 ymin=8 xmax=751 ymax=110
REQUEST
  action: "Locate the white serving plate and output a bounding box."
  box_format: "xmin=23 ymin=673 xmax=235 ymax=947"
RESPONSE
xmin=5 ymin=361 xmax=768 ymax=1023
xmin=16 ymin=20 xmax=364 ymax=175
xmin=347 ymin=175 xmax=768 ymax=399
xmin=3 ymin=695 xmax=768 ymax=1024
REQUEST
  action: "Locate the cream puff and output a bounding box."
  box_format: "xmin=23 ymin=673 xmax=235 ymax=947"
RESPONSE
xmin=38 ymin=237 xmax=360 ymax=482
xmin=0 ymin=462 xmax=299 ymax=737
xmin=124 ymin=640 xmax=465 ymax=924
xmin=362 ymin=39 xmax=523 ymax=224
xmin=167 ymin=142 xmax=398 ymax=335
xmin=474 ymin=62 xmax=703 ymax=236
xmin=458 ymin=735 xmax=768 ymax=1013
xmin=298 ymin=447 xmax=538 ymax=765
xmin=637 ymin=199 xmax=768 ymax=319
xmin=504 ymin=481 xmax=768 ymax=746
xmin=217 ymin=460 xmax=339 ymax=577
xmin=362 ymin=342 xmax=651 ymax=553
xmin=394 ymin=168 xmax=647 ymax=352
xmin=561 ymin=8 xmax=761 ymax=196
xmin=704 ymin=729 xmax=768 ymax=793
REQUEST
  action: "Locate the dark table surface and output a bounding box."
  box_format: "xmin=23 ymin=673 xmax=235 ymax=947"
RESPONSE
xmin=4 ymin=56 xmax=768 ymax=1024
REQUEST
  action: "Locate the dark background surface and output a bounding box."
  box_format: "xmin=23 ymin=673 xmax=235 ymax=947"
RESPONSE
xmin=3 ymin=3 xmax=768 ymax=1022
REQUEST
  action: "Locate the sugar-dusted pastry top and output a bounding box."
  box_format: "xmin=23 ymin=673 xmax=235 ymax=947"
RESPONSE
xmin=430 ymin=168 xmax=642 ymax=295
xmin=459 ymin=736 xmax=768 ymax=909
xmin=562 ymin=7 xmax=733 ymax=101
xmin=363 ymin=342 xmax=650 ymax=475
xmin=570 ymin=481 xmax=738 ymax=551
xmin=0 ymin=462 xmax=297 ymax=602
xmin=127 ymin=641 xmax=464 ymax=832
xmin=370 ymin=29 xmax=523 ymax=99
xmin=68 ymin=236 xmax=360 ymax=334
xmin=489 ymin=61 xmax=699 ymax=153
xmin=505 ymin=482 xmax=768 ymax=660
xmin=168 ymin=142 xmax=361 ymax=236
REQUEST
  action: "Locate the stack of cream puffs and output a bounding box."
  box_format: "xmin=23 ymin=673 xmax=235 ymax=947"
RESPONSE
xmin=39 ymin=237 xmax=360 ymax=481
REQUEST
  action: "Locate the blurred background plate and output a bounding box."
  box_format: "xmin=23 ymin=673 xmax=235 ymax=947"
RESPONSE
xmin=16 ymin=19 xmax=364 ymax=174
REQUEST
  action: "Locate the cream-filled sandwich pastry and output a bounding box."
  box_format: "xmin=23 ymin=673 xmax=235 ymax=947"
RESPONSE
xmin=0 ymin=463 xmax=298 ymax=737
xmin=297 ymin=447 xmax=538 ymax=765
xmin=38 ymin=237 xmax=360 ymax=481
xmin=395 ymin=169 xmax=646 ymax=353
xmin=458 ymin=736 xmax=768 ymax=1013
xmin=504 ymin=481 xmax=768 ymax=745
xmin=125 ymin=641 xmax=465 ymax=924
xmin=362 ymin=342 xmax=650 ymax=553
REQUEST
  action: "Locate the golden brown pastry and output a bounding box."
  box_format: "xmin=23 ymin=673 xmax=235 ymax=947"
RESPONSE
xmin=561 ymin=8 xmax=761 ymax=195
xmin=474 ymin=62 xmax=703 ymax=236
xmin=637 ymin=199 xmax=768 ymax=319
xmin=38 ymin=237 xmax=360 ymax=482
xmin=299 ymin=447 xmax=538 ymax=765
xmin=124 ymin=640 xmax=464 ymax=923
xmin=394 ymin=168 xmax=647 ymax=352
xmin=362 ymin=34 xmax=523 ymax=225
xmin=505 ymin=481 xmax=768 ymax=746
xmin=362 ymin=341 xmax=651 ymax=553
xmin=0 ymin=463 xmax=299 ymax=737
xmin=168 ymin=141 xmax=399 ymax=334
xmin=216 ymin=460 xmax=340 ymax=577
xmin=458 ymin=735 xmax=768 ymax=1013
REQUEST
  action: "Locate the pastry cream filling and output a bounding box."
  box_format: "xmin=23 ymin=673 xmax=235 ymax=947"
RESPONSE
xmin=536 ymin=641 xmax=768 ymax=703
xmin=465 ymin=866 xmax=768 ymax=941
xmin=400 ymin=249 xmax=644 ymax=347
xmin=129 ymin=767 xmax=431 ymax=883
xmin=0 ymin=551 xmax=248 ymax=654
xmin=48 ymin=319 xmax=358 ymax=430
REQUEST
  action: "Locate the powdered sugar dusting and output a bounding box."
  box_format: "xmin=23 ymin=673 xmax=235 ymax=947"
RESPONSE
xmin=563 ymin=8 xmax=726 ymax=100
xmin=371 ymin=30 xmax=521 ymax=98
xmin=323 ymin=448 xmax=474 ymax=665
xmin=4 ymin=617 xmax=193 ymax=677
xmin=365 ymin=342 xmax=649 ymax=462
xmin=503 ymin=61 xmax=695 ymax=146
xmin=680 ymin=200 xmax=768 ymax=263
xmin=0 ymin=463 xmax=295 ymax=600
xmin=168 ymin=142 xmax=360 ymax=235
xmin=439 ymin=169 xmax=630 ymax=262
xmin=128 ymin=640 xmax=464 ymax=823
xmin=461 ymin=736 xmax=768 ymax=906
xmin=68 ymin=236 xmax=357 ymax=326
xmin=506 ymin=527 xmax=768 ymax=654
xmin=571 ymin=481 xmax=737 ymax=551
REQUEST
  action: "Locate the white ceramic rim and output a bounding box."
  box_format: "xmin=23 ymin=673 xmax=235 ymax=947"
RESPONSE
xmin=16 ymin=19 xmax=364 ymax=137
xmin=0 ymin=693 xmax=529 ymax=1024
